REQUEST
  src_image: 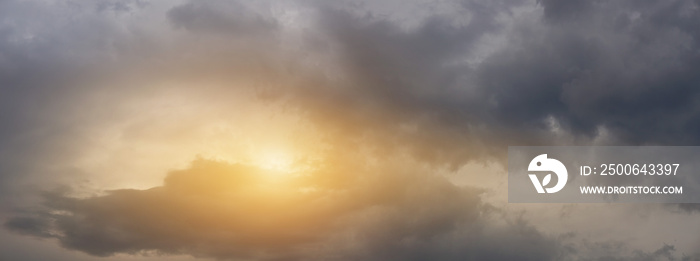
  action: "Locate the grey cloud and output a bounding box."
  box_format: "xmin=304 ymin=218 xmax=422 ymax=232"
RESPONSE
xmin=4 ymin=216 xmax=53 ymax=237
xmin=167 ymin=0 xmax=277 ymax=36
xmin=538 ymin=0 xmax=594 ymax=21
xmin=96 ymin=0 xmax=147 ymax=14
xmin=576 ymin=243 xmax=693 ymax=261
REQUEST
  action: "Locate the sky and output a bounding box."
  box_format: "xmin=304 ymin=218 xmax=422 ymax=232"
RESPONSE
xmin=1 ymin=0 xmax=700 ymax=260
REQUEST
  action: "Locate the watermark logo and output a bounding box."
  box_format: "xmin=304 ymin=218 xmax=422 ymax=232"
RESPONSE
xmin=528 ymin=154 xmax=568 ymax=193
xmin=509 ymin=147 xmax=691 ymax=203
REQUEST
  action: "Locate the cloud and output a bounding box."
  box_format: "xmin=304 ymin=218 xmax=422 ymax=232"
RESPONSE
xmin=6 ymin=0 xmax=698 ymax=174
xmin=1 ymin=0 xmax=700 ymax=260
xmin=5 ymin=158 xmax=564 ymax=260
xmin=0 ymin=0 xmax=699 ymax=184
xmin=167 ymin=0 xmax=277 ymax=36
xmin=302 ymin=0 xmax=700 ymax=151
xmin=478 ymin=0 xmax=700 ymax=145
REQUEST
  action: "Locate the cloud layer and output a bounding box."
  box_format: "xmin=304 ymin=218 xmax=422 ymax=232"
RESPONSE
xmin=2 ymin=0 xmax=700 ymax=260
xmin=6 ymin=159 xmax=562 ymax=260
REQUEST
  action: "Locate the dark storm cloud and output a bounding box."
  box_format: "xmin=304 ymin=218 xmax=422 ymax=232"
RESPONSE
xmin=298 ymin=0 xmax=700 ymax=153
xmin=481 ymin=0 xmax=700 ymax=145
xmin=5 ymin=159 xmax=562 ymax=260
xmin=289 ymin=0 xmax=700 ymax=170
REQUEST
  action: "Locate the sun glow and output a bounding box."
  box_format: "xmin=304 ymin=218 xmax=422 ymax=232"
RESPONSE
xmin=255 ymin=149 xmax=295 ymax=172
